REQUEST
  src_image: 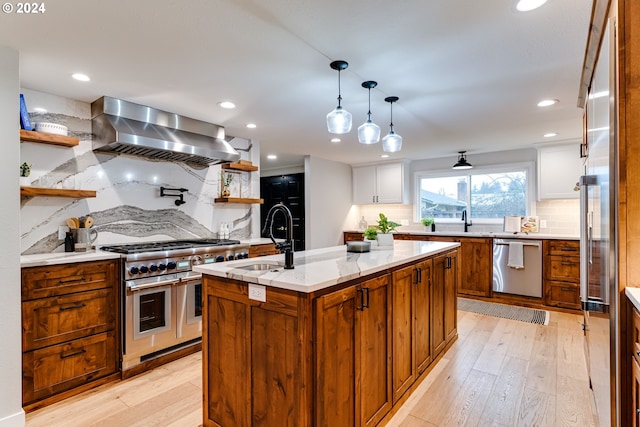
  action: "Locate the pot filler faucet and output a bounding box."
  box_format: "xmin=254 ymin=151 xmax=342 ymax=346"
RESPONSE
xmin=262 ymin=202 xmax=295 ymax=269
xmin=461 ymin=209 xmax=472 ymax=232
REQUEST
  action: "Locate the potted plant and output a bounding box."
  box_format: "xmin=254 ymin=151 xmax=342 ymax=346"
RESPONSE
xmin=19 ymin=162 xmax=31 ymax=186
xmin=373 ymin=213 xmax=400 ymax=247
xmin=363 ymin=227 xmax=378 ymax=246
xmin=421 ymin=216 xmax=435 ymax=232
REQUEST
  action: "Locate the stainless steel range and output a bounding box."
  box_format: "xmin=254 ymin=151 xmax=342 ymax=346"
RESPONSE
xmin=101 ymin=239 xmax=250 ymax=372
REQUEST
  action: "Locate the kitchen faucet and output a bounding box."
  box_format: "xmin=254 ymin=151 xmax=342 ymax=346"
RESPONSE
xmin=262 ymin=202 xmax=295 ymax=269
xmin=461 ymin=209 xmax=472 ymax=232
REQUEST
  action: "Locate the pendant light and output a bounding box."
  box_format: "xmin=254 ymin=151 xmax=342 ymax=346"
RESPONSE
xmin=452 ymin=151 xmax=473 ymax=169
xmin=357 ymin=81 xmax=381 ymax=144
xmin=326 ymin=60 xmax=352 ymax=134
xmin=382 ymin=96 xmax=402 ymax=153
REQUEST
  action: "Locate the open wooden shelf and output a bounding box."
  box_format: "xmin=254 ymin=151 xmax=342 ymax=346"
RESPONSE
xmin=214 ymin=197 xmax=263 ymax=204
xmin=20 ymin=129 xmax=79 ymax=147
xmin=221 ymin=162 xmax=259 ymax=172
xmin=20 ymin=186 xmax=96 ymax=198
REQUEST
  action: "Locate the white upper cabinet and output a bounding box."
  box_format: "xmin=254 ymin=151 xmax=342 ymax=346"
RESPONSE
xmin=536 ymin=142 xmax=582 ymax=200
xmin=353 ymin=162 xmax=408 ymax=204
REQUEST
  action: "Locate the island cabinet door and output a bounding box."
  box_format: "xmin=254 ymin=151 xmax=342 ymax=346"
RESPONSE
xmin=203 ymin=278 xmax=307 ymax=427
xmin=392 ymin=259 xmax=433 ymax=403
xmin=457 ymin=238 xmax=492 ymax=297
xmin=432 ymin=250 xmax=458 ymax=356
xmin=315 ymin=274 xmax=392 ymax=427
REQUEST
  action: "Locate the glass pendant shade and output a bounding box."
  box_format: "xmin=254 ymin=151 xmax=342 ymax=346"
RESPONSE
xmin=326 ymin=106 xmax=352 ymax=134
xmin=382 ymin=130 xmax=402 ymax=152
xmin=327 ymin=60 xmax=352 ymax=134
xmin=358 ymin=119 xmax=380 ymax=144
xmin=358 ymin=80 xmax=380 ymax=144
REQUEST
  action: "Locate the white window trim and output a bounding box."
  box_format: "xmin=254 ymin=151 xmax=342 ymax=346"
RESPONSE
xmin=413 ymin=161 xmax=535 ymax=224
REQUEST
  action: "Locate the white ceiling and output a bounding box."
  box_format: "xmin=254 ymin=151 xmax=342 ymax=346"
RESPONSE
xmin=1 ymin=0 xmax=592 ymax=170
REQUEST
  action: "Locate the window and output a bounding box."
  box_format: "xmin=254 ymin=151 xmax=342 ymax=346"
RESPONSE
xmin=416 ymin=164 xmax=531 ymax=222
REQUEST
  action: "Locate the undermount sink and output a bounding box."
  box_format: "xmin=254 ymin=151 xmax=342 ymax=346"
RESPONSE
xmin=235 ymin=262 xmax=284 ymax=271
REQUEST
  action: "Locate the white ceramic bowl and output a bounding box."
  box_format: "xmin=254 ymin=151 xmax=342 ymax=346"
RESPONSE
xmin=34 ymin=122 xmax=68 ymax=136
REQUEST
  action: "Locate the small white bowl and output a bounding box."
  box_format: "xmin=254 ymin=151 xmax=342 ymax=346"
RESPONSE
xmin=34 ymin=122 xmax=68 ymax=136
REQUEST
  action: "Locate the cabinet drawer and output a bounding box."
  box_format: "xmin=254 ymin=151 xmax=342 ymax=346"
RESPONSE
xmin=22 ymin=260 xmax=117 ymax=300
xmin=249 ymin=243 xmax=279 ymax=257
xmin=343 ymin=232 xmax=364 ymax=243
xmin=22 ymin=288 xmax=115 ymax=351
xmin=22 ymin=331 xmax=118 ymax=404
xmin=546 ymin=256 xmax=580 ymax=282
xmin=546 ymin=282 xmax=580 ymax=309
xmin=632 ymin=307 xmax=640 ymax=364
xmin=547 ymin=240 xmax=580 ymax=256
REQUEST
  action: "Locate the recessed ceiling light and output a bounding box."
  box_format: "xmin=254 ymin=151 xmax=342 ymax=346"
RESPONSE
xmin=267 ymin=154 xmax=277 ymax=160
xmin=71 ymin=73 xmax=90 ymax=82
xmin=331 ymin=138 xmax=341 ymax=143
xmin=33 ymin=107 xmax=47 ymax=113
xmin=515 ymin=0 xmax=548 ymax=12
xmin=544 ymin=132 xmax=558 ymax=138
xmin=537 ymin=99 xmax=558 ymax=107
xmin=246 ymin=123 xmax=257 ymax=129
xmin=218 ymin=101 xmax=236 ymax=109
xmin=381 ymin=154 xmax=390 ymax=158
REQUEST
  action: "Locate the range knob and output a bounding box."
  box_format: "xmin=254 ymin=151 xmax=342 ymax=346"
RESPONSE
xmin=129 ymin=266 xmax=140 ymax=275
xmin=149 ymin=264 xmax=158 ymax=272
xmin=167 ymin=261 xmax=177 ymax=270
xmin=215 ymin=255 xmax=225 ymax=263
xmin=227 ymin=254 xmax=236 ymax=261
xmin=240 ymin=252 xmax=249 ymax=259
xmin=158 ymin=263 xmax=167 ymax=271
xmin=192 ymin=255 xmax=203 ymax=265
xmin=139 ymin=265 xmax=149 ymax=274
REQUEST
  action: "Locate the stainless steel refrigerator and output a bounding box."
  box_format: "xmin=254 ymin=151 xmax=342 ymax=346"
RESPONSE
xmin=580 ymin=16 xmax=618 ymax=427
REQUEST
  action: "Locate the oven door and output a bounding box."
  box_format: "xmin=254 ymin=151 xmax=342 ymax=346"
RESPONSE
xmin=176 ymin=273 xmax=202 ymax=342
xmin=125 ymin=276 xmax=178 ymax=364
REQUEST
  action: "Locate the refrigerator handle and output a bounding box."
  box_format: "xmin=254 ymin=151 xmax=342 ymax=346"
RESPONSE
xmin=579 ymin=175 xmax=597 ymax=305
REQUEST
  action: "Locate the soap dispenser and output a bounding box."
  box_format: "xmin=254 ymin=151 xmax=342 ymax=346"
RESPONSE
xmin=64 ymin=231 xmax=75 ymax=252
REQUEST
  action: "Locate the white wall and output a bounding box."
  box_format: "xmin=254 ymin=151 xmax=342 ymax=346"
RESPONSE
xmin=0 ymin=46 xmax=26 ymax=427
xmin=304 ymin=156 xmax=352 ymax=249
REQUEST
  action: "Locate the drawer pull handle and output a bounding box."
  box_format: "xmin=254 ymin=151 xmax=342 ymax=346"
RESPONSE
xmin=560 ymin=287 xmax=575 ymax=292
xmin=59 ymin=276 xmax=86 ymax=284
xmin=60 ymin=349 xmax=86 ymax=359
xmin=560 ymin=247 xmax=577 ymax=251
xmin=561 ymin=262 xmax=576 ymax=266
xmin=60 ymin=303 xmax=87 ymax=311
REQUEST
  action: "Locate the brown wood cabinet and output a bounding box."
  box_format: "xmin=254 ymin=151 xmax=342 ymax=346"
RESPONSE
xmin=21 ymin=260 xmax=120 ymax=408
xmin=543 ymin=240 xmax=581 ymax=310
xmin=344 ymin=231 xmax=364 ymax=243
xmin=202 ymin=247 xmax=459 ymax=427
xmin=391 ymin=258 xmax=433 ymax=403
xmin=316 ymin=275 xmax=392 ymax=427
xmin=248 ymin=243 xmax=279 ymax=257
xmin=392 ymin=234 xmax=490 ymax=298
xmin=432 ymin=250 xmax=458 ymax=355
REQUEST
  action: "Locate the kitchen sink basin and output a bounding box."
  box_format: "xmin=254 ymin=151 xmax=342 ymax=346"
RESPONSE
xmin=235 ymin=262 xmax=284 ymax=271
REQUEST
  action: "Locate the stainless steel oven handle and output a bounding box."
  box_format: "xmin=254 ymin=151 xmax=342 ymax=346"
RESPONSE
xmin=127 ymin=279 xmax=179 ymax=292
xmin=180 ymin=274 xmax=202 ymax=283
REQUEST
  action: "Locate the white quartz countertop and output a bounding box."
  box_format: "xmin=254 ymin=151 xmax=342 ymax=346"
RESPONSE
xmin=345 ymin=230 xmax=579 ymax=240
xmin=193 ymin=240 xmax=460 ymax=293
xmin=21 ymin=250 xmax=122 ymax=268
xmin=626 ymin=288 xmax=640 ymax=311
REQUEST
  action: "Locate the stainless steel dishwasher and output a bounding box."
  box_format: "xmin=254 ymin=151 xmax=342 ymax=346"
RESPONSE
xmin=492 ymin=238 xmax=543 ymax=297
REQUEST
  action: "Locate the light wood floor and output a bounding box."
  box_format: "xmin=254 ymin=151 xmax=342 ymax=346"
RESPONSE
xmin=26 ymin=310 xmax=599 ymax=427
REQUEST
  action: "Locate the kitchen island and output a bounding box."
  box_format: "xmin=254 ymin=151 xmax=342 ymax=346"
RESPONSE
xmin=194 ymin=240 xmax=460 ymax=427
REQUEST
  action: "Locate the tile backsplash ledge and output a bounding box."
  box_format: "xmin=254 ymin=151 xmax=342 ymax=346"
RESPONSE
xmin=354 ymin=199 xmax=580 ymax=237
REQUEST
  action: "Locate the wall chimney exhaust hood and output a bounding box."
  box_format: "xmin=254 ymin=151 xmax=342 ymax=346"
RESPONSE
xmin=91 ymin=96 xmax=240 ymax=167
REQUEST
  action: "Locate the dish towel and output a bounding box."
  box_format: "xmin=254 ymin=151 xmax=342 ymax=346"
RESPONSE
xmin=507 ymin=242 xmax=524 ymax=269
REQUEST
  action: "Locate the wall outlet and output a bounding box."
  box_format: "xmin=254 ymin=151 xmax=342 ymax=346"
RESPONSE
xmin=58 ymin=225 xmax=69 ymax=240
xmin=539 ymin=219 xmax=548 ymax=229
